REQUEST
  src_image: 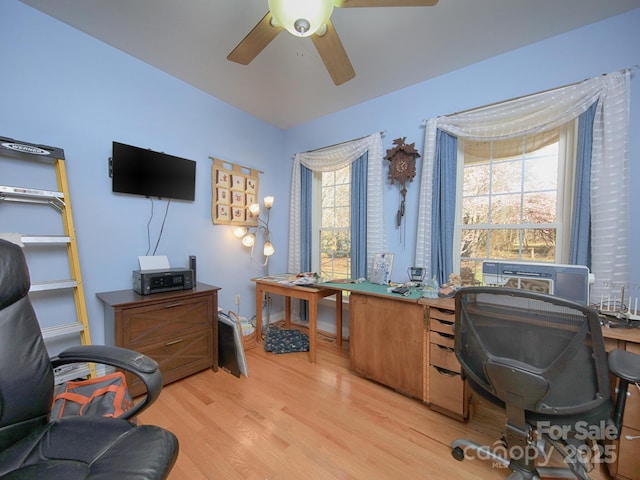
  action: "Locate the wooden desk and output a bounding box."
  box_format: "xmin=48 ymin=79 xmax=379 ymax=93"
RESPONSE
xmin=321 ymin=281 xmax=427 ymax=400
xmin=252 ymin=277 xmax=342 ymax=363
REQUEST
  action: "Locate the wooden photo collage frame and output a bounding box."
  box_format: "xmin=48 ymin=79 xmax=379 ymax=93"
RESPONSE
xmin=211 ymin=157 xmax=259 ymax=226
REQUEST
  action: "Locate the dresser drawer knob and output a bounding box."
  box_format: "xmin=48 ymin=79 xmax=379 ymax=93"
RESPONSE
xmin=165 ymin=338 xmax=185 ymax=346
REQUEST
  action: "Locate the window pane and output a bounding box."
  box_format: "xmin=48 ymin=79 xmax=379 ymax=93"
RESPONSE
xmin=491 ymin=160 xmax=522 ymax=194
xmin=463 ymin=163 xmax=490 ymax=196
xmin=460 ymin=228 xmax=487 ymax=259
xmin=457 ymin=125 xmax=567 ymax=273
xmin=489 ymin=229 xmax=522 ymax=259
xmin=318 ymin=164 xmax=351 ymax=280
xmin=334 ymin=206 xmax=350 ymax=228
xmin=320 ymin=229 xmax=351 ymax=279
xmin=322 ymin=186 xmax=334 ymax=207
xmin=524 ymin=155 xmax=558 ymax=191
xmin=462 ymin=195 xmax=489 ymax=225
xmin=491 ymin=193 xmax=521 ymax=224
xmin=321 ymin=207 xmax=334 ymax=227
xmin=335 ymin=184 xmax=350 ymax=206
xmin=335 ymin=166 xmax=350 ymax=184
xmin=322 ymin=171 xmax=335 ymax=184
xmin=522 ymin=228 xmax=556 ymax=262
xmin=523 ymin=192 xmax=556 ymax=223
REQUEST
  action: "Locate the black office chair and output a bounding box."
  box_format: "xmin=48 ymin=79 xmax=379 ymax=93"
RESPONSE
xmin=0 ymin=239 xmax=178 ymax=479
xmin=450 ymin=287 xmax=640 ymax=480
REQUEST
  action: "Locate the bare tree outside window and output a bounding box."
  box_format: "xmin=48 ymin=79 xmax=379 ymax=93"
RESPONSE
xmin=459 ymin=131 xmax=561 ymax=284
xmin=320 ymin=165 xmax=351 ymax=280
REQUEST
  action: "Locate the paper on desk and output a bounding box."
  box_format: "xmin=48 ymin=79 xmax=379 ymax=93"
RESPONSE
xmin=138 ymin=255 xmax=170 ymax=271
xmin=278 ymin=272 xmax=319 ymax=286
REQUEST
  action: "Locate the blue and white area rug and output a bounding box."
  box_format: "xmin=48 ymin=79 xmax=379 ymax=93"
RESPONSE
xmin=264 ymin=327 xmax=309 ymax=354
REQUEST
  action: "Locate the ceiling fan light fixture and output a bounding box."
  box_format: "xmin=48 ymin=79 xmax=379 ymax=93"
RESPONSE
xmin=268 ymin=0 xmax=334 ymax=37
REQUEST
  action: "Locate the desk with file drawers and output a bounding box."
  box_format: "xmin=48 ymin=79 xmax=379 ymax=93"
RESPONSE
xmin=321 ymin=281 xmax=640 ymax=479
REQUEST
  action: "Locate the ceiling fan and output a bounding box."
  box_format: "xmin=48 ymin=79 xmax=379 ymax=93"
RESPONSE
xmin=227 ymin=0 xmax=439 ymax=86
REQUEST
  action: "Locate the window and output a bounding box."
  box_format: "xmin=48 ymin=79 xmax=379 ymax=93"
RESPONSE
xmin=454 ymin=124 xmax=576 ymax=284
xmin=313 ymin=164 xmax=351 ymax=280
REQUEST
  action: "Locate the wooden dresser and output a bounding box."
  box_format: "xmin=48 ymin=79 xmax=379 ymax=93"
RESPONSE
xmin=97 ymin=283 xmax=220 ymax=397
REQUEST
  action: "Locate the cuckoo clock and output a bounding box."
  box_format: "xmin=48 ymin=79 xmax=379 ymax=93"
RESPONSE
xmin=385 ymin=137 xmax=420 ymax=228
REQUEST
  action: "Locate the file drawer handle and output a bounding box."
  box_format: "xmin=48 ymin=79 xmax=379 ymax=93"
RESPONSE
xmin=436 ymin=344 xmax=455 ymax=353
xmin=433 ymin=365 xmax=459 ymax=377
xmin=435 ymin=332 xmax=454 ymax=340
xmin=165 ymin=338 xmax=185 ymax=346
xmin=164 ymin=302 xmax=185 ymax=309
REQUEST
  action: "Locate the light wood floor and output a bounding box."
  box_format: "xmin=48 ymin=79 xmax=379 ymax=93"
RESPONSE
xmin=139 ymin=334 xmax=610 ymax=480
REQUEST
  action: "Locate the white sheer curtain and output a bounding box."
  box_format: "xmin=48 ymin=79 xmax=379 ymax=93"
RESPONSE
xmin=288 ymin=132 xmax=386 ymax=275
xmin=416 ymin=69 xmax=630 ymax=300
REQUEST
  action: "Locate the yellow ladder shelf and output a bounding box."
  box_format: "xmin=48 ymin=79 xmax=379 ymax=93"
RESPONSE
xmin=0 ymin=136 xmax=95 ymax=381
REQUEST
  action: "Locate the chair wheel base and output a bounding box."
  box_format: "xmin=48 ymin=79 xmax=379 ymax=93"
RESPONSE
xmin=451 ymin=446 xmax=465 ymax=461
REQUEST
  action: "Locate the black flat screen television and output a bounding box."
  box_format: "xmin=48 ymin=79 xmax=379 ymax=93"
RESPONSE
xmin=110 ymin=141 xmax=196 ymax=201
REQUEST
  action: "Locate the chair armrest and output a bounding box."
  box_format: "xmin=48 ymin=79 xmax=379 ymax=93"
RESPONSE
xmin=50 ymin=345 xmax=163 ymax=420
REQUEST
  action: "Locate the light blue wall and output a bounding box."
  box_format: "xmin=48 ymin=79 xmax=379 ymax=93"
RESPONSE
xmin=2 ymin=1 xmax=639 ymax=341
xmin=1 ymin=1 xmax=289 ymax=345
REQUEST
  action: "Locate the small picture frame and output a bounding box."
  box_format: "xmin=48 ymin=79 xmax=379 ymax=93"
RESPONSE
xmin=216 ymin=170 xmax=230 ymax=188
xmin=246 ymin=178 xmax=257 ymax=194
xmin=217 ymin=188 xmax=230 ymax=204
xmin=232 ymin=174 xmax=245 ymax=191
xmin=231 ymin=191 xmax=245 ymax=206
xmin=217 ymin=205 xmax=230 ymax=222
xmin=231 ymin=207 xmax=245 ymax=222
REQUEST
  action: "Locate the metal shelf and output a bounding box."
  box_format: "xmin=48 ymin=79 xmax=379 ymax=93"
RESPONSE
xmin=29 ymin=279 xmax=77 ymax=292
xmin=53 ymin=363 xmax=91 ymax=384
xmin=0 ymin=185 xmax=65 ymax=211
xmin=42 ymin=321 xmax=86 ymax=339
xmin=21 ymin=235 xmax=71 ymax=245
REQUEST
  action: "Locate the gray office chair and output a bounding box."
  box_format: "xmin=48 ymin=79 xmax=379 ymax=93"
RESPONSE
xmin=450 ymin=287 xmax=640 ymax=480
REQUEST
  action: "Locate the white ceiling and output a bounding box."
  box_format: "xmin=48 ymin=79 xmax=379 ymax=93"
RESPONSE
xmin=19 ymin=0 xmax=640 ymax=129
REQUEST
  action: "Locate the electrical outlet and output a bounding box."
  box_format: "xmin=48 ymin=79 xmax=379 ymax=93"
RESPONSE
xmin=234 ymin=294 xmax=241 ymax=305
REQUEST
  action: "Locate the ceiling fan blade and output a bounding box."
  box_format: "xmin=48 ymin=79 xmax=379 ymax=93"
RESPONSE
xmin=335 ymin=0 xmax=438 ymax=7
xmin=227 ymin=12 xmax=283 ymax=65
xmin=311 ymin=20 xmax=355 ymax=86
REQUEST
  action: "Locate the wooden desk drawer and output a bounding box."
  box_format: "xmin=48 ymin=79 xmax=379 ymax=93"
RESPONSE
xmin=127 ymin=329 xmax=213 ymax=396
xmin=617 ymin=425 xmax=640 ymax=480
xmin=622 ymin=343 xmax=640 ymax=430
xmin=620 ymin=381 xmax=640 ymax=430
xmin=430 ymin=330 xmax=455 ymax=349
xmin=430 ymin=317 xmax=455 ymax=335
xmin=430 ymin=343 xmax=461 ymax=373
xmin=429 ymin=364 xmax=465 ymax=418
xmin=430 ymin=307 xmax=455 ymax=323
xmin=122 ymin=296 xmax=212 ymax=347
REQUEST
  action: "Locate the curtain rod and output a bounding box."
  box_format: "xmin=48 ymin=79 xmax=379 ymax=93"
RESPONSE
xmin=294 ymin=130 xmax=386 ymax=157
xmin=421 ymin=64 xmax=639 ymax=124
